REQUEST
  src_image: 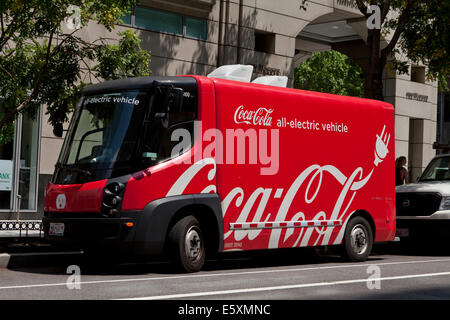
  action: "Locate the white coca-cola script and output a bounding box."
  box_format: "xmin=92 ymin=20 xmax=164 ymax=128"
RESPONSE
xmin=166 ymin=125 xmax=390 ymax=249
xmin=234 ymin=105 xmax=273 ymax=127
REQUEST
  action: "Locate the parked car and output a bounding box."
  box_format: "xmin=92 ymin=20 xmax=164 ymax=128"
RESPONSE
xmin=396 ymin=154 xmax=450 ymax=240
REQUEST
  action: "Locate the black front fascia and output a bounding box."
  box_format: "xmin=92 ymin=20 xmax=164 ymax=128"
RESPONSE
xmin=43 ymin=193 xmax=224 ymax=256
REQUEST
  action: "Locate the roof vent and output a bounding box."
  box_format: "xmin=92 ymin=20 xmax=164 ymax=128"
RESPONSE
xmin=252 ymin=76 xmax=288 ymax=88
xmin=207 ymin=65 xmax=254 ymax=82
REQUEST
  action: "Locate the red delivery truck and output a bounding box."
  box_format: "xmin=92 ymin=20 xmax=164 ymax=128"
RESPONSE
xmin=43 ymin=73 xmax=396 ymax=272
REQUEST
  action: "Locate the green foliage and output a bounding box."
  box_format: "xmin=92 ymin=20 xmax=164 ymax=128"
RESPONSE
xmin=0 ymin=0 xmax=151 ymax=144
xmin=95 ymin=30 xmax=151 ymax=80
xmin=395 ymin=0 xmax=450 ymax=86
xmin=356 ymin=0 xmax=450 ymax=96
xmin=0 ymin=122 xmax=14 ymax=146
xmin=294 ymin=51 xmax=364 ymax=97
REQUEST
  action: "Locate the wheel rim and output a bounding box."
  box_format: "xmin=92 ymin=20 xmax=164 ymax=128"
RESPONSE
xmin=185 ymin=226 xmax=202 ymax=260
xmin=350 ymin=224 xmax=368 ymax=255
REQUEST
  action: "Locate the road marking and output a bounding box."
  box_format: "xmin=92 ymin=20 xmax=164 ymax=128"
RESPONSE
xmin=1 ymin=258 xmax=450 ymax=290
xmin=121 ymin=271 xmax=450 ymax=300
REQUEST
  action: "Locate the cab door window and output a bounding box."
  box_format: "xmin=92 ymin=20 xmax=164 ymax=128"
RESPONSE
xmin=140 ymin=87 xmax=196 ymax=166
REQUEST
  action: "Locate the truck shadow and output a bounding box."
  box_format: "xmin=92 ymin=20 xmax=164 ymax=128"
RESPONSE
xmin=7 ymin=246 xmax=385 ymax=276
xmin=12 ymin=239 xmax=449 ymax=277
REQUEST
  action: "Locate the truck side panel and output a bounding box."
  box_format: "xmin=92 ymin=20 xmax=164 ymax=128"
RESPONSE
xmin=211 ymin=79 xmax=395 ymax=251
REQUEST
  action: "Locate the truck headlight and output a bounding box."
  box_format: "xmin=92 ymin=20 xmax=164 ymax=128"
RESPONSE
xmin=439 ymin=196 xmax=450 ymax=210
xmin=102 ymin=182 xmax=125 ymax=216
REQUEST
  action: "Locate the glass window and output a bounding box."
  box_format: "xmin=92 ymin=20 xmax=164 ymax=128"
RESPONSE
xmin=120 ymin=12 xmax=132 ymax=25
xmin=54 ymin=91 xmax=147 ymax=184
xmin=135 ymin=7 xmax=183 ymax=35
xmin=254 ymin=30 xmax=275 ymax=54
xmin=0 ymin=103 xmax=40 ymax=211
xmin=444 ymin=93 xmax=450 ymax=122
xmin=420 ymin=156 xmax=450 ymax=181
xmin=141 ymin=91 xmax=195 ymax=166
xmin=0 ymin=102 xmax=15 ymax=210
xmin=126 ymin=6 xmax=207 ymax=40
xmin=0 ymin=127 xmax=15 ymax=210
xmin=19 ymin=113 xmax=39 ymax=210
xmin=185 ymin=17 xmax=207 ymax=40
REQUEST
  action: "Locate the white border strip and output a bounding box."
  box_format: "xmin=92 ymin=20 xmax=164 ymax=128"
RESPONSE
xmin=230 ymin=220 xmax=342 ymax=230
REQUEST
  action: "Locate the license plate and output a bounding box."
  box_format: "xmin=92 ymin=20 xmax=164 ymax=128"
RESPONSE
xmin=396 ymin=228 xmax=409 ymax=238
xmin=49 ymin=223 xmax=65 ymax=236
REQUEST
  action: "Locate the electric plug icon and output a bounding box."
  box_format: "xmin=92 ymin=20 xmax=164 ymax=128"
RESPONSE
xmin=374 ymin=125 xmax=390 ymax=166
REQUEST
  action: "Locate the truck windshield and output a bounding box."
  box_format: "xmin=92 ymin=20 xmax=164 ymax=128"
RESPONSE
xmin=419 ymin=156 xmax=450 ymax=182
xmin=54 ymin=91 xmax=147 ymax=184
xmin=53 ymin=81 xmax=197 ymax=185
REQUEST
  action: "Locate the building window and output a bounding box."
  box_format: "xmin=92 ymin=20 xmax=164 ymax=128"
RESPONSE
xmin=0 ymin=106 xmax=40 ymax=212
xmin=0 ymin=120 xmax=14 ymax=210
xmin=135 ymin=7 xmax=183 ymax=34
xmin=121 ymin=7 xmax=207 ymax=41
xmin=411 ymin=65 xmax=426 ymax=83
xmin=121 ymin=11 xmax=132 ymax=25
xmin=444 ymin=92 xmax=450 ymax=122
xmin=19 ymin=113 xmax=39 ymax=210
xmin=254 ymin=30 xmax=275 ymax=54
xmin=185 ymin=16 xmax=207 ymax=40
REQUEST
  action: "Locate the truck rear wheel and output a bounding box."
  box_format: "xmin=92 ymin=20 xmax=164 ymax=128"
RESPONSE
xmin=168 ymin=216 xmax=205 ymax=272
xmin=342 ymin=216 xmax=373 ymax=262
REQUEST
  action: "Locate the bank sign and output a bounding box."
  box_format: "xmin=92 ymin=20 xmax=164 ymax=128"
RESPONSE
xmin=0 ymin=160 xmax=13 ymax=191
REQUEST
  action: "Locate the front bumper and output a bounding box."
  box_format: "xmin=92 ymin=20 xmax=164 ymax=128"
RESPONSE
xmin=43 ymin=193 xmax=224 ymax=257
xmin=42 ymin=212 xmax=154 ymax=255
xmin=396 ymin=211 xmax=450 ymax=238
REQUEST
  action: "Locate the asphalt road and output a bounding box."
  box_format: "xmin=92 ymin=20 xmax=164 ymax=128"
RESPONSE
xmin=1 ymin=242 xmax=450 ymax=301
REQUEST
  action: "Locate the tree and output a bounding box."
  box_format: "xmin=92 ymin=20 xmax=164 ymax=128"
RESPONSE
xmin=353 ymin=0 xmax=450 ymax=100
xmin=297 ymin=0 xmax=449 ymax=100
xmin=0 ymin=0 xmax=151 ymax=142
xmin=294 ymin=50 xmax=365 ymax=97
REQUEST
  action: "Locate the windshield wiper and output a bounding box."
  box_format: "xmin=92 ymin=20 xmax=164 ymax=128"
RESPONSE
xmin=55 ymin=162 xmax=92 ymax=176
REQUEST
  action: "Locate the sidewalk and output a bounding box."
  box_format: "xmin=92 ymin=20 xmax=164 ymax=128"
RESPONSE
xmin=0 ymin=230 xmax=43 ymax=238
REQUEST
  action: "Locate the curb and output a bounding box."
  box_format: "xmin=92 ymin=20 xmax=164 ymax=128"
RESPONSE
xmin=0 ymin=251 xmax=83 ymax=269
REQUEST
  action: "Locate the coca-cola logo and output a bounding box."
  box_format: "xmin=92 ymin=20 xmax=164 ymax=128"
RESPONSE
xmin=234 ymin=105 xmax=273 ymax=127
xmin=166 ymin=125 xmax=391 ymax=250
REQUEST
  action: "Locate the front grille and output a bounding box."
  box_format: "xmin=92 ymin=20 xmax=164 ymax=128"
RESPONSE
xmin=396 ymin=192 xmax=442 ymax=216
xmin=63 ymin=221 xmax=120 ymax=239
xmin=43 ymin=218 xmax=121 ymax=239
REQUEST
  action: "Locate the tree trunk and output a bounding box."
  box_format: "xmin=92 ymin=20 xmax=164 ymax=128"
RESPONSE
xmin=364 ymin=28 xmax=385 ymax=101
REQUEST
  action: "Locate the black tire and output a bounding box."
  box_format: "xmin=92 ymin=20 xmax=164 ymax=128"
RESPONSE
xmin=342 ymin=216 xmax=373 ymax=262
xmin=168 ymin=216 xmax=205 ymax=273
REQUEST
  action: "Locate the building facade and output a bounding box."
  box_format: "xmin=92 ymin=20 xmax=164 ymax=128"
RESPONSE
xmin=0 ymin=0 xmax=440 ymax=220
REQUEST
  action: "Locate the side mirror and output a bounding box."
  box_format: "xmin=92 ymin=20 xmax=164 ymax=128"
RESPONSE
xmin=170 ymin=87 xmax=184 ymax=113
xmin=154 ymin=82 xmax=184 ymax=114
xmin=163 ymin=87 xmax=184 ymax=113
xmin=53 ymin=123 xmax=64 ymax=138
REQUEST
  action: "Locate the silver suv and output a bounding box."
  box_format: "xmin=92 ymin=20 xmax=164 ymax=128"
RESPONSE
xmin=396 ymin=154 xmax=450 ymax=240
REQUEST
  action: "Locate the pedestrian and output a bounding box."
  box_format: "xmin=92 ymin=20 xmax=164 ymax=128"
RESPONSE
xmin=395 ymin=156 xmax=408 ymax=186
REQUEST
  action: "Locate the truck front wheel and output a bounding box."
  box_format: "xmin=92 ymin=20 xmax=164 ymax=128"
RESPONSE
xmin=168 ymin=216 xmax=205 ymax=272
xmin=342 ymin=216 xmax=373 ymax=262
